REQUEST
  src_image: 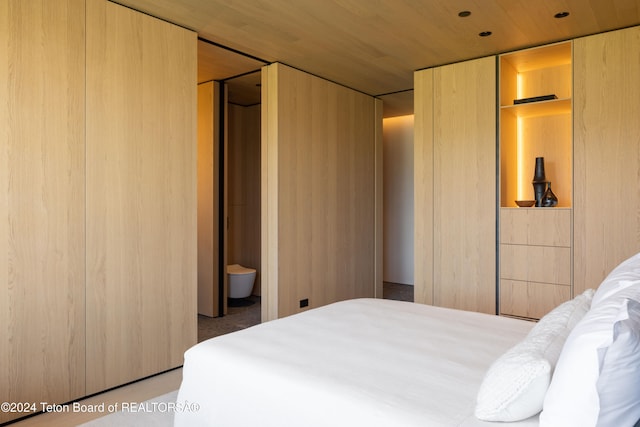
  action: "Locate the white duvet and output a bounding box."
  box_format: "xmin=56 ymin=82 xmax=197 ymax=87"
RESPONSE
xmin=175 ymin=298 xmax=538 ymax=426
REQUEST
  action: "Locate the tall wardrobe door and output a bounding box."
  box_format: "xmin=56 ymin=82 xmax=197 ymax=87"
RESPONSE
xmin=0 ymin=0 xmax=86 ymax=422
xmin=413 ymin=68 xmax=434 ymax=305
xmin=85 ymin=0 xmax=197 ymax=393
xmin=261 ymin=63 xmax=379 ymax=319
xmin=574 ymin=26 xmax=640 ymax=294
xmin=432 ymin=57 xmax=497 ymax=314
xmin=197 ymin=81 xmax=224 ymax=317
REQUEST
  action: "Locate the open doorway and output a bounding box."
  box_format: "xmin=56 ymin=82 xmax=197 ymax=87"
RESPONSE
xmin=196 ymin=39 xmax=265 ymax=342
xmin=379 ymin=90 xmax=415 ymax=303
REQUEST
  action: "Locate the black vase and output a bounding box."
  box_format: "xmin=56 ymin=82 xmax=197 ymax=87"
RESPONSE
xmin=532 ymin=157 xmax=547 ymax=207
xmin=541 ymin=182 xmax=558 ymax=207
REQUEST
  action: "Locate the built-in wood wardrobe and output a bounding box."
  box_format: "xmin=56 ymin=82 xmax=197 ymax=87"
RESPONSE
xmin=0 ymin=0 xmax=197 ymax=423
xmin=414 ymin=25 xmax=640 ymax=319
xmin=413 ymin=57 xmax=497 ymax=315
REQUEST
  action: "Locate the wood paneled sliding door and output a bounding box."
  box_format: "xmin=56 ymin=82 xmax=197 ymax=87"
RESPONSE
xmin=197 ymin=81 xmax=226 ymax=317
xmin=262 ymin=63 xmax=381 ymax=320
xmin=573 ymin=26 xmax=640 ymax=293
xmin=85 ymin=0 xmax=197 ymax=393
xmin=0 ymin=0 xmax=86 ymax=422
xmin=414 ymin=57 xmax=496 ymax=314
xmin=413 ymin=68 xmax=434 ymax=306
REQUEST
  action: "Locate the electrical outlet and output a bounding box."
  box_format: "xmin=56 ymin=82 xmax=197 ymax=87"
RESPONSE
xmin=299 ymin=298 xmax=309 ymax=308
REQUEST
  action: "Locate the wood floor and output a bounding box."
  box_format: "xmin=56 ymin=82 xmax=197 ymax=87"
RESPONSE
xmin=7 ymin=284 xmax=413 ymax=426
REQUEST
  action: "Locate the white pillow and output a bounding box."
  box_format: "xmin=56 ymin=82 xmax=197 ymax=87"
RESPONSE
xmin=596 ymin=298 xmax=640 ymax=426
xmin=529 ymin=288 xmax=595 ymax=361
xmin=592 ymin=252 xmax=640 ymax=306
xmin=474 ymin=290 xmax=593 ymax=422
xmin=540 ymin=285 xmax=640 ymax=427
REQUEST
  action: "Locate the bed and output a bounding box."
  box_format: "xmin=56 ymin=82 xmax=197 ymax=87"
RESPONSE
xmin=175 ymin=253 xmax=640 ymax=427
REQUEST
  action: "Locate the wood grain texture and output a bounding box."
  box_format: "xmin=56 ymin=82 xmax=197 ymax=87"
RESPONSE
xmin=228 ymin=103 xmax=261 ymax=295
xmin=112 ymin=0 xmax=640 ymax=98
xmin=0 ymin=0 xmax=86 ymax=422
xmin=374 ymin=98 xmax=384 ymax=298
xmin=501 ymin=244 xmax=571 ymax=285
xmin=197 ymin=81 xmax=221 ymax=316
xmin=517 ymin=63 xmax=572 ymax=101
xmin=85 ymin=0 xmax=197 ymax=393
xmin=432 ymin=56 xmax=497 ymax=314
xmin=413 ymin=68 xmax=434 ymax=305
xmin=222 ymin=83 xmax=229 ymax=315
xmin=499 ymin=42 xmax=572 ymax=207
xmin=261 ymin=64 xmax=279 ymax=322
xmin=499 ymin=111 xmax=519 ymax=205
xmin=499 ymin=208 xmax=573 ymax=317
xmin=574 ymin=26 xmax=640 ymax=294
xmin=261 ymin=63 xmax=378 ymax=319
xmin=518 ymin=113 xmax=572 ymax=207
xmin=500 ymin=280 xmax=570 ymax=319
xmin=500 ymin=208 xmax=571 ymax=247
xmin=497 ymin=42 xmax=574 ymax=318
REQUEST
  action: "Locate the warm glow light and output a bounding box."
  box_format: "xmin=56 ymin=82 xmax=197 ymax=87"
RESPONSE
xmin=517 ymin=117 xmax=524 ymax=201
xmin=383 ymin=115 xmax=414 ymax=130
xmin=516 ymin=73 xmax=524 ymax=201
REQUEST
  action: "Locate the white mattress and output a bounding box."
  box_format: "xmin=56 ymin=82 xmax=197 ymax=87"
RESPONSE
xmin=175 ymin=298 xmax=538 ymax=426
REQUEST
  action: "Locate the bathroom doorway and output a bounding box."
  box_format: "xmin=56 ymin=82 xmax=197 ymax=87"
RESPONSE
xmin=223 ymin=70 xmax=262 ymax=313
xmin=196 ymin=39 xmax=266 ymax=340
xmin=197 ymin=72 xmax=262 ymax=342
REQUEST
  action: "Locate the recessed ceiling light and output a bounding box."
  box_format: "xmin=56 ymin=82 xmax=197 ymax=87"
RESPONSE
xmin=458 ymin=11 xmax=471 ymax=17
xmin=554 ymin=11 xmax=570 ymax=18
xmin=479 ymin=31 xmax=492 ymax=37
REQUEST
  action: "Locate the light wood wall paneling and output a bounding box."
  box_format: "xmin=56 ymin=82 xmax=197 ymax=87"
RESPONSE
xmin=374 ymin=98 xmax=384 ymax=299
xmin=261 ymin=63 xmax=378 ymax=319
xmin=519 ymin=113 xmax=572 ymax=207
xmin=85 ymin=0 xmax=197 ymax=393
xmin=413 ymin=68 xmax=434 ymax=305
xmin=0 ymin=1 xmax=86 ymax=421
xmin=499 ymin=110 xmax=518 ymax=205
xmin=222 ymin=83 xmax=229 ymax=315
xmin=228 ymin=103 xmax=261 ymax=294
xmin=261 ymin=64 xmax=279 ymax=322
xmin=246 ymin=105 xmax=262 ymax=294
xmin=432 ymin=57 xmax=497 ymax=314
xmin=197 ymin=81 xmax=222 ymax=316
xmin=574 ymin=26 xmax=640 ymax=294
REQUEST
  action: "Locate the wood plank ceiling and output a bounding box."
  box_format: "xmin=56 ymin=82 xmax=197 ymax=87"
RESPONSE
xmin=117 ymin=0 xmax=640 ymax=117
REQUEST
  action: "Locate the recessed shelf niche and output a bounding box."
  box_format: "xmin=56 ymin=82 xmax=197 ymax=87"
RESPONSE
xmin=499 ymin=41 xmax=572 ymax=208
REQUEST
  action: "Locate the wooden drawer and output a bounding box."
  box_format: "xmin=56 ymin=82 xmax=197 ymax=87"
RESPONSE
xmin=500 ymin=244 xmax=571 ymax=285
xmin=500 ymin=208 xmax=571 ymax=247
xmin=500 ymin=279 xmax=571 ymax=319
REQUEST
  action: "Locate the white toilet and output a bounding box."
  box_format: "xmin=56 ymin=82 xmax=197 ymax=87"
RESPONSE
xmin=227 ymin=264 xmax=256 ymax=299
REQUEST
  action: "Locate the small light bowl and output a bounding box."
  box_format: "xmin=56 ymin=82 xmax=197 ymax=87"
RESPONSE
xmin=515 ymin=200 xmax=536 ymax=207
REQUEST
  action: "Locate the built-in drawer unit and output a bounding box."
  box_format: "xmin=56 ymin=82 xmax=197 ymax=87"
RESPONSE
xmin=499 ymin=208 xmax=572 ymax=319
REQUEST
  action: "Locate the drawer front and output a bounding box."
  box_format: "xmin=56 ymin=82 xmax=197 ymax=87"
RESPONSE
xmin=500 ymin=279 xmax=571 ymax=319
xmin=500 ymin=244 xmax=571 ymax=285
xmin=500 ymin=208 xmax=571 ymax=247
